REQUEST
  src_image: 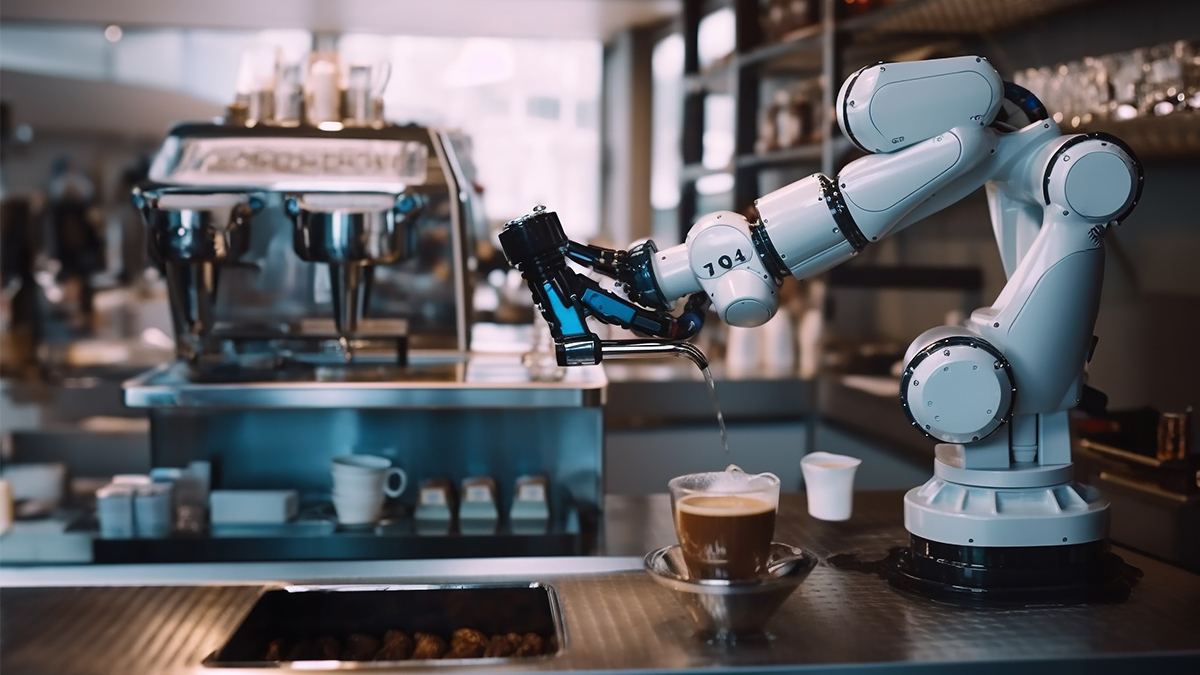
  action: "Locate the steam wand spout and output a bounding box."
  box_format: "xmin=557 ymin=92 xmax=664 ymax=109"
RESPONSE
xmin=597 ymin=340 xmax=709 ymax=371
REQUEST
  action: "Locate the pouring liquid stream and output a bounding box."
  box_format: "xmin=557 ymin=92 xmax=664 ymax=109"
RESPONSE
xmin=700 ymin=366 xmax=729 ymax=455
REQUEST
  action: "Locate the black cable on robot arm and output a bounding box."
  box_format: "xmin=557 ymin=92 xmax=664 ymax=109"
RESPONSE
xmin=565 ymin=241 xmax=627 ymax=278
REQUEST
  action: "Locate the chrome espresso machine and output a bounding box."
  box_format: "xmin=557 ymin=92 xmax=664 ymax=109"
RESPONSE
xmin=119 ymin=51 xmax=604 ymax=563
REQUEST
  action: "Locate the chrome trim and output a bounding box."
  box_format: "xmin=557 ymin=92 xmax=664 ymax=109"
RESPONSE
xmin=600 ymin=340 xmax=708 ymax=371
xmin=122 ymin=356 xmax=606 ymax=409
xmin=432 ymin=129 xmax=471 ymax=353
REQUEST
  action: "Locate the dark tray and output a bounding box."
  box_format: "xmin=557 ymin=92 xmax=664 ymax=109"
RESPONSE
xmin=205 ymin=583 xmax=564 ymax=668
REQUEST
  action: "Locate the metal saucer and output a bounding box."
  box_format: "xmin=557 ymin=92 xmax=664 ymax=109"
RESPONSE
xmin=643 ymin=542 xmax=818 ymax=640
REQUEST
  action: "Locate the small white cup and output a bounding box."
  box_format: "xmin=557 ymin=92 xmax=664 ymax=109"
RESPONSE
xmin=800 ymin=452 xmax=862 ymax=521
xmin=331 ymin=455 xmax=407 ymax=525
xmin=0 ymin=479 xmax=15 ymax=535
xmin=96 ymin=484 xmax=135 ymax=539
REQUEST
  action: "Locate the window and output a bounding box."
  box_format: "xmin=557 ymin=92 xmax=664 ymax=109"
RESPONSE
xmin=650 ymin=33 xmax=684 ymax=244
xmin=0 ymin=24 xmax=603 ymax=239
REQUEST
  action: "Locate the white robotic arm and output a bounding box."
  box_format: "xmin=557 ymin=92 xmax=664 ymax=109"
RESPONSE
xmin=499 ymin=52 xmax=1142 ymax=559
xmin=651 ymin=57 xmax=1008 ymax=325
xmin=645 ymin=55 xmax=1143 ymax=549
xmin=499 ymin=54 xmax=1144 ymax=598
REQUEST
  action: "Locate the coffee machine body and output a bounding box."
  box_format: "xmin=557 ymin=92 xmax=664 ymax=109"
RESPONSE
xmin=123 ymin=120 xmax=607 ymax=562
xmin=135 ymin=122 xmax=484 ymax=363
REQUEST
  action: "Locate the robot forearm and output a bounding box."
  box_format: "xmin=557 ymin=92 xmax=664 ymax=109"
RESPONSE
xmin=498 ymin=55 xmax=1140 ymax=391
xmin=651 ymin=122 xmax=1000 ymax=326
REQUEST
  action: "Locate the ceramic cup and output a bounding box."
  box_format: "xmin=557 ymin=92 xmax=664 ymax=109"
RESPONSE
xmin=331 ymin=455 xmax=407 ymax=525
xmin=668 ymin=465 xmax=781 ymax=580
xmin=800 ymin=452 xmax=862 ymax=521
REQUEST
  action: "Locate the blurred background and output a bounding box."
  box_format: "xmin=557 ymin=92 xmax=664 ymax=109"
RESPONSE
xmin=0 ymin=0 xmax=1197 ymax=568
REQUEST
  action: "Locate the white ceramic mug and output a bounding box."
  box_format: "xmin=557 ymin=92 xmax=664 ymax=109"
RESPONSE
xmin=331 ymin=455 xmax=407 ymax=525
xmin=800 ymin=452 xmax=862 ymax=521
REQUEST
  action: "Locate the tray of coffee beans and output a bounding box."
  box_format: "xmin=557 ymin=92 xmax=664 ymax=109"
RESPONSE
xmin=204 ymin=583 xmax=562 ymax=667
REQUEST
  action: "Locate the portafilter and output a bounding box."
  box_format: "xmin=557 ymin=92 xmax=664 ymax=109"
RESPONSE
xmin=286 ymin=192 xmax=423 ymax=337
xmin=134 ymin=189 xmax=261 ymax=358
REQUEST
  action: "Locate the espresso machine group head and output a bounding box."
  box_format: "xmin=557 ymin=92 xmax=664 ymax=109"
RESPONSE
xmin=286 ymin=191 xmax=425 ymax=338
xmin=133 ymin=190 xmax=262 ymax=359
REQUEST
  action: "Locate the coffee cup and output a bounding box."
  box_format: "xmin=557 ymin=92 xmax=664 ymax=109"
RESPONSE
xmin=800 ymin=452 xmax=861 ymax=521
xmin=668 ymin=465 xmax=780 ymax=580
xmin=331 ymin=455 xmax=407 ymax=525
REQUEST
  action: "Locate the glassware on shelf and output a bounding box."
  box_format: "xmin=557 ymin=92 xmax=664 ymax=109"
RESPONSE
xmin=305 ymin=51 xmax=344 ymax=127
xmin=345 ymin=61 xmax=391 ymax=127
xmin=776 ymin=89 xmax=802 ymax=148
xmin=755 ymin=80 xmax=821 ymax=156
xmin=234 ymin=46 xmax=279 ymax=126
xmin=1013 ymin=39 xmax=1199 ymax=126
xmin=273 ymin=61 xmax=304 ymax=126
xmin=757 ymin=97 xmax=781 ymax=155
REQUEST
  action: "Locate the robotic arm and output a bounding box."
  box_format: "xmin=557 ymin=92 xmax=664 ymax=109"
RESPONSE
xmin=501 ymin=55 xmax=1145 ymax=561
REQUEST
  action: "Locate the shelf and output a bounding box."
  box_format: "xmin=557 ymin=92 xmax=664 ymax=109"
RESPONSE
xmin=672 ymin=0 xmax=1115 ymax=236
xmin=736 ymin=136 xmax=859 ymax=172
xmin=680 ymin=162 xmax=733 ymax=182
xmin=739 ymin=24 xmax=824 ymax=69
xmin=683 ymin=62 xmax=735 ymax=95
xmin=843 ymin=0 xmax=1102 ymax=36
xmin=735 ymin=145 xmax=823 ymax=169
xmin=1079 ymin=114 xmax=1200 ymax=160
xmin=737 ymin=0 xmax=1104 ymax=74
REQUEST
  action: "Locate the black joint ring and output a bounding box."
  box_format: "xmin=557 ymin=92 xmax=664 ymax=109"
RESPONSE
xmin=625 ymin=240 xmax=669 ymax=310
xmin=751 ymin=224 xmax=789 ymax=280
xmin=818 ymin=174 xmax=868 ymax=252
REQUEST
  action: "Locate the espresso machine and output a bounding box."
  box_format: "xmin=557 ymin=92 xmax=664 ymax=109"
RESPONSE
xmin=120 ymin=49 xmax=605 ymax=563
xmin=133 ymin=127 xmax=459 ymax=364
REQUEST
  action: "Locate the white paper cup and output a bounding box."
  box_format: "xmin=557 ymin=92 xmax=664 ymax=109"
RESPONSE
xmin=800 ymin=452 xmax=862 ymax=521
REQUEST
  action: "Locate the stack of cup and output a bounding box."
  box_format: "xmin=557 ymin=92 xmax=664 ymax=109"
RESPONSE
xmin=134 ymin=483 xmax=174 ymax=538
xmin=96 ymin=484 xmax=136 ymax=539
xmin=331 ymin=455 xmax=407 ymax=526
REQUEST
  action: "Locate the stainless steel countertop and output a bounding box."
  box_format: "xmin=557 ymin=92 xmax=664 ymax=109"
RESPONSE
xmin=3 ymin=493 xmax=1199 ymax=674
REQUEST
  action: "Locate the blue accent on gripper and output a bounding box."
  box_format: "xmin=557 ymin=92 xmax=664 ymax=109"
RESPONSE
xmin=581 ymin=288 xmax=637 ymax=324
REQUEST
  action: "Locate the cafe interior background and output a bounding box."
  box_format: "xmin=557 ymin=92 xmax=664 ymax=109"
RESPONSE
xmin=0 ymin=0 xmax=1198 ymax=619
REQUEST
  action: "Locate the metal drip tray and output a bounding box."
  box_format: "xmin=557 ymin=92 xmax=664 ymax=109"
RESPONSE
xmin=204 ymin=583 xmax=564 ymax=668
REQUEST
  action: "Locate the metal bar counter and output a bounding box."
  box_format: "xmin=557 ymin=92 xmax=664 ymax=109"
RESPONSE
xmin=123 ymin=354 xmax=606 ymax=409
xmin=3 ymin=493 xmax=1200 ymax=674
